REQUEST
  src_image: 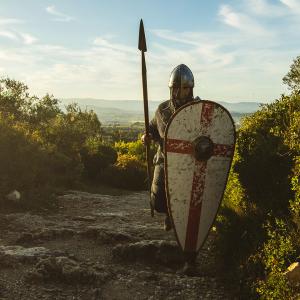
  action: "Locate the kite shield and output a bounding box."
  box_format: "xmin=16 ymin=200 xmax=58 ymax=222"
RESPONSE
xmin=164 ymin=100 xmax=235 ymax=254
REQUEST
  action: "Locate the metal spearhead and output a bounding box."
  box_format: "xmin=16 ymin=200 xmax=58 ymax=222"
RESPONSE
xmin=138 ymin=19 xmax=147 ymax=52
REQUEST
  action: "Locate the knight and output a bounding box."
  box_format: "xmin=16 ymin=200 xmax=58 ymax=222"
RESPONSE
xmin=142 ymin=64 xmax=201 ymax=230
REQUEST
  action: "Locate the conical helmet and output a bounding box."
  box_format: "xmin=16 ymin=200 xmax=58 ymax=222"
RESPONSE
xmin=168 ymin=64 xmax=194 ymax=88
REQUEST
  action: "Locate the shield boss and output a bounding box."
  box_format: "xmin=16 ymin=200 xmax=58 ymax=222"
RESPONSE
xmin=193 ymin=136 xmax=214 ymax=161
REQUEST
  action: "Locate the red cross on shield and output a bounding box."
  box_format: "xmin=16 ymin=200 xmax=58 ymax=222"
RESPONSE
xmin=164 ymin=100 xmax=236 ymax=254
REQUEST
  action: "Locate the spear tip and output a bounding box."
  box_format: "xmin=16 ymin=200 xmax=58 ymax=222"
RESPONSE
xmin=138 ymin=19 xmax=147 ymax=52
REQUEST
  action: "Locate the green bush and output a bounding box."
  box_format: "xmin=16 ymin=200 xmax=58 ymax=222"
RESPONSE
xmin=257 ymin=272 xmax=291 ymax=300
xmin=290 ymin=157 xmax=300 ymax=226
xmin=81 ymin=137 xmax=117 ymax=179
xmin=0 ymin=77 xmax=154 ymax=206
xmin=0 ymin=78 xmax=106 ymax=208
xmin=0 ymin=78 xmax=32 ymax=120
xmin=101 ymin=154 xmax=147 ymax=190
xmin=235 ymin=95 xmax=298 ymax=216
xmin=256 ymin=219 xmax=295 ymax=300
xmin=283 ymin=56 xmax=300 ymax=91
xmin=0 ymin=116 xmax=79 ymax=208
xmin=42 ymin=103 xmax=102 ymax=163
xmin=216 ymin=91 xmax=300 ymax=298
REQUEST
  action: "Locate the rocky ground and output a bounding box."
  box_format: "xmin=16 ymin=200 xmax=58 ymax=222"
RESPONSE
xmin=0 ymin=189 xmax=232 ymax=300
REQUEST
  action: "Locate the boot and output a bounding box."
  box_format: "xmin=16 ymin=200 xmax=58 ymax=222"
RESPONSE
xmin=182 ymin=252 xmax=198 ymax=276
xmin=164 ymin=215 xmax=173 ymax=231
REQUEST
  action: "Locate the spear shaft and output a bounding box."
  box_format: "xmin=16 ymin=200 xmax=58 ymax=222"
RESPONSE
xmin=138 ymin=19 xmax=154 ymax=217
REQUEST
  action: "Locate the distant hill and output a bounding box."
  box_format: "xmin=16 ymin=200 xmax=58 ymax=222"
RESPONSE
xmin=60 ymin=98 xmax=161 ymax=113
xmin=217 ymin=101 xmax=262 ymax=114
xmin=59 ymin=98 xmax=262 ymax=125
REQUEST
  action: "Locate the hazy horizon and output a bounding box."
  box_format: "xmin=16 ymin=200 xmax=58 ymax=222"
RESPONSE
xmin=61 ymin=97 xmax=263 ymax=104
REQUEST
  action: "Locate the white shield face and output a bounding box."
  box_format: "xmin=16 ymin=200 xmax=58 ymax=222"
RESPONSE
xmin=164 ymin=100 xmax=235 ymax=253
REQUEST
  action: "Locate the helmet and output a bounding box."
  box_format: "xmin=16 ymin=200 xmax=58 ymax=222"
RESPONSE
xmin=168 ymin=64 xmax=194 ymax=88
xmin=169 ymin=64 xmax=194 ymax=108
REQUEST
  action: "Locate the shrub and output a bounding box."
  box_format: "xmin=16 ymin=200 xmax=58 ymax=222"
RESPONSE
xmin=81 ymin=138 xmax=117 ymax=179
xmin=290 ymin=157 xmax=300 ymax=226
xmin=0 ymin=78 xmax=105 ymax=208
xmin=101 ymin=154 xmax=147 ymax=190
xmin=0 ymin=116 xmax=79 ymax=208
xmin=235 ymin=96 xmax=297 ymax=216
xmin=43 ymin=104 xmax=102 ymax=164
xmin=256 ymin=219 xmax=295 ymax=300
xmin=0 ymin=78 xmax=32 ymax=120
xmin=216 ymin=91 xmax=300 ymax=298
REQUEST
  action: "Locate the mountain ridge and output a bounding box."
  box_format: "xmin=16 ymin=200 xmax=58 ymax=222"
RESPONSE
xmin=59 ymin=98 xmax=262 ymax=124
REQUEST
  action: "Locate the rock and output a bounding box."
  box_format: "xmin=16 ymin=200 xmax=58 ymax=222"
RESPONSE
xmin=98 ymin=229 xmax=135 ymax=244
xmin=58 ymin=191 xmax=108 ymax=202
xmin=40 ymin=228 xmax=75 ymax=239
xmin=56 ymin=256 xmax=82 ymax=280
xmin=112 ymin=240 xmax=185 ymax=265
xmin=284 ymin=262 xmax=300 ymax=283
xmin=94 ymin=212 xmax=128 ymax=218
xmin=72 ymin=216 xmax=96 ymax=222
xmin=42 ymin=288 xmax=62 ymax=293
xmin=16 ymin=232 xmax=34 ymax=243
xmin=134 ymin=270 xmax=158 ymax=281
xmin=93 ymin=288 xmax=102 ymax=299
xmin=0 ymin=245 xmax=50 ymax=265
xmin=5 ymin=190 xmax=21 ymax=203
xmin=16 ymin=228 xmax=75 ymax=244
xmin=6 ymin=213 xmax=46 ymax=230
xmin=27 ymin=256 xmax=109 ymax=284
xmin=80 ymin=226 xmax=136 ymax=244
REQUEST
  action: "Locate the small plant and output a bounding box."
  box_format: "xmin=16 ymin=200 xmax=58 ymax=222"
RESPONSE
xmin=256 ymin=219 xmax=295 ymax=300
xmin=101 ymin=153 xmax=147 ymax=190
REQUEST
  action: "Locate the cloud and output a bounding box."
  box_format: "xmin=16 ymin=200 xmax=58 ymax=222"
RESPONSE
xmin=219 ymin=5 xmax=241 ymax=28
xmin=46 ymin=5 xmax=74 ymax=22
xmin=19 ymin=33 xmax=38 ymax=45
xmin=0 ymin=25 xmax=290 ymax=102
xmin=0 ymin=15 xmax=37 ymax=44
xmin=0 ymin=18 xmax=23 ymax=25
xmin=150 ymin=30 xmax=234 ymax=70
xmin=0 ymin=35 xmax=141 ymax=99
xmin=0 ymin=49 xmax=26 ymax=62
xmin=149 ymin=19 xmax=299 ymax=101
xmin=280 ymin=0 xmax=300 ymax=13
xmin=218 ymin=5 xmax=270 ymax=36
xmin=0 ymin=2 xmax=298 ymax=102
xmin=93 ymin=37 xmax=136 ymax=54
xmin=151 ymin=29 xmax=203 ymax=46
xmin=245 ymin=0 xmax=287 ymax=17
xmin=0 ymin=30 xmax=18 ymax=41
xmin=0 ymin=29 xmax=37 ymax=45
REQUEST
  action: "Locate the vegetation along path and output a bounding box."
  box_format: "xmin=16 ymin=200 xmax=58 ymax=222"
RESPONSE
xmin=0 ymin=188 xmax=231 ymax=300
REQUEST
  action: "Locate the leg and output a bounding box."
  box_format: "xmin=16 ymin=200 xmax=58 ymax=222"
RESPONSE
xmin=182 ymin=252 xmax=198 ymax=276
xmin=150 ymin=163 xmax=173 ymax=231
xmin=150 ymin=163 xmax=167 ymax=213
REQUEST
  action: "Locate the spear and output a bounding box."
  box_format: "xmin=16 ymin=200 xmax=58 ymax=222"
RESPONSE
xmin=138 ymin=19 xmax=154 ymax=217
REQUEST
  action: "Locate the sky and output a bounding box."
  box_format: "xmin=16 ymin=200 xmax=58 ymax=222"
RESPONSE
xmin=0 ymin=0 xmax=300 ymax=103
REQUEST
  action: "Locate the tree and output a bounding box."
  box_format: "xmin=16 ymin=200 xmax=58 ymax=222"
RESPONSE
xmin=0 ymin=78 xmax=32 ymax=120
xmin=28 ymin=94 xmax=62 ymax=126
xmin=283 ymin=55 xmax=300 ymax=91
xmin=43 ymin=103 xmax=102 ymax=162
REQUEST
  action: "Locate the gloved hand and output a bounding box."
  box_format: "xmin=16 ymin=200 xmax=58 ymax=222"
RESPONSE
xmin=141 ymin=133 xmax=153 ymax=145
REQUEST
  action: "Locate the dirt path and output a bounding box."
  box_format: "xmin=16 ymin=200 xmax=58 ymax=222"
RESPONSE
xmin=0 ymin=189 xmax=230 ymax=300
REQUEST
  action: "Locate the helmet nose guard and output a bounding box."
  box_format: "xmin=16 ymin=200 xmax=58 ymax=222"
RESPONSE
xmin=168 ymin=64 xmax=194 ymax=88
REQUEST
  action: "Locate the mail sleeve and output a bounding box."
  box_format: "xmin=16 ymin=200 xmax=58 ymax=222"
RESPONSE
xmin=149 ymin=117 xmax=161 ymax=142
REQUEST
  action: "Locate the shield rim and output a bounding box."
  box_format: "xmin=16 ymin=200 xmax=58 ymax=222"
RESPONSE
xmin=164 ymin=99 xmax=236 ymax=254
